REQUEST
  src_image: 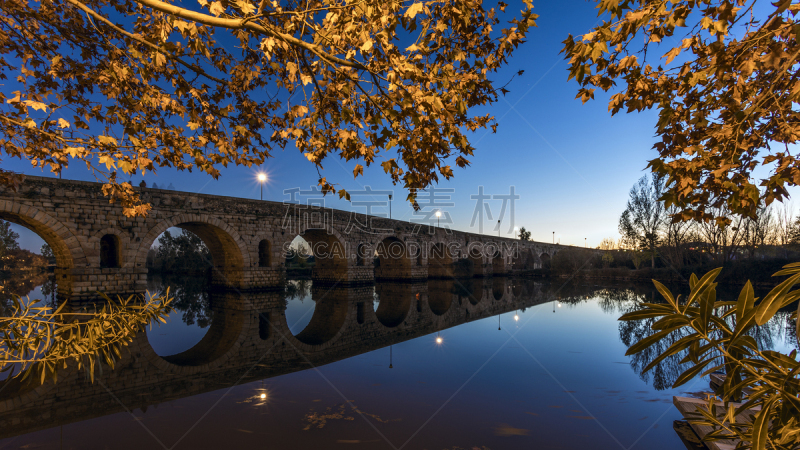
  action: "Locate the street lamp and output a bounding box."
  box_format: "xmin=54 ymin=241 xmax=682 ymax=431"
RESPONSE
xmin=552 ymin=231 xmax=555 ymax=244
xmin=436 ymin=331 xmax=442 ymax=344
xmin=257 ymin=173 xmax=267 ymax=200
xmin=435 ymin=210 xmax=441 ymax=228
xmin=498 ymin=219 xmax=501 ymax=237
xmin=585 ymin=238 xmax=587 ymax=248
xmin=388 ymin=194 xmax=392 ymax=219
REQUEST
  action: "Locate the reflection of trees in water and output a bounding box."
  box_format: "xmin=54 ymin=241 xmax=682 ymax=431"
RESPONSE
xmin=539 ymin=282 xmax=661 ymax=312
xmin=285 ymin=279 xmax=311 ymax=302
xmin=0 ymin=271 xmax=54 ymax=315
xmin=148 ymin=274 xmax=211 ymax=328
xmin=618 ymin=295 xmax=786 ymax=391
xmin=534 ymin=281 xmax=792 ymax=390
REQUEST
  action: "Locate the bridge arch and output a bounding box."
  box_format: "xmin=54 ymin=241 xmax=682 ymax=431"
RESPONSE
xmin=375 ymin=236 xmax=411 ymax=280
xmin=0 ymin=203 xmax=80 ymax=298
xmin=512 ymin=248 xmax=537 ymax=272
xmin=293 ymin=226 xmax=348 ymax=283
xmin=0 ymin=204 xmax=78 ymax=268
xmin=466 ymin=242 xmax=484 ymax=277
xmin=539 ymin=252 xmax=552 ymax=269
xmin=137 ymin=214 xmax=249 ymax=286
xmin=428 ymin=242 xmax=454 ymax=278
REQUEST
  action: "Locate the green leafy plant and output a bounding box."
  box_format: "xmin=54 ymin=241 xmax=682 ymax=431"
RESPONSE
xmin=621 ymin=266 xmax=800 ymax=450
xmin=1 ymin=291 xmax=172 ymax=384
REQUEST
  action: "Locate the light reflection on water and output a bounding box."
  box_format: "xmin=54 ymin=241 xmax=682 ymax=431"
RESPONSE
xmin=0 ymin=275 xmax=796 ymax=450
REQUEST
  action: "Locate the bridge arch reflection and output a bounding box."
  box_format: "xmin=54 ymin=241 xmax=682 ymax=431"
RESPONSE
xmin=2 ymin=277 xmax=580 ymax=438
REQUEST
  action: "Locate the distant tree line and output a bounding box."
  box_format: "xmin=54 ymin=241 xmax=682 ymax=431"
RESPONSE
xmin=613 ymin=174 xmax=800 ymax=271
xmin=532 ymin=174 xmax=800 ymax=285
xmin=147 ymin=229 xmax=212 ymax=273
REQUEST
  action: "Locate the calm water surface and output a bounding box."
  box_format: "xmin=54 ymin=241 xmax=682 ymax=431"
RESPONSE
xmin=0 ymin=275 xmax=796 ymax=450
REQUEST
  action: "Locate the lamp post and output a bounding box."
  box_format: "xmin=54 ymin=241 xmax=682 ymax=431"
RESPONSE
xmin=388 ymin=194 xmax=392 ymax=219
xmin=552 ymin=231 xmax=555 ymax=244
xmin=585 ymin=238 xmax=587 ymax=248
xmin=497 ymin=219 xmax=501 ymax=237
xmin=435 ymin=210 xmax=441 ymax=228
xmin=257 ymin=173 xmax=267 ymax=200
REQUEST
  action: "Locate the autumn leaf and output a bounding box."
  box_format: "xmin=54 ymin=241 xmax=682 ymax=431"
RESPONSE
xmin=208 ymin=1 xmax=224 ymax=16
xmin=23 ymin=100 xmax=47 ymax=112
xmin=97 ymin=136 xmax=118 ymax=146
xmin=405 ymin=3 xmax=424 ymax=19
xmin=98 ymin=155 xmax=116 ymax=169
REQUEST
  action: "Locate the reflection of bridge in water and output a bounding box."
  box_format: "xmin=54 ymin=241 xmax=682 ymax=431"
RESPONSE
xmin=0 ymin=278 xmax=555 ymax=439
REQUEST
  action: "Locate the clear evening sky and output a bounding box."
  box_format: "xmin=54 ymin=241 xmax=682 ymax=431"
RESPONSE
xmin=4 ymin=0 xmax=797 ymax=252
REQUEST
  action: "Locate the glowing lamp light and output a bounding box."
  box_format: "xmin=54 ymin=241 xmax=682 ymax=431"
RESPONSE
xmin=257 ymin=173 xmax=267 ymax=183
xmin=435 ymin=210 xmax=442 ymax=218
xmin=260 ymin=393 xmax=267 ymax=400
xmin=514 ymin=314 xmax=519 ymax=322
xmin=558 ymin=302 xmax=562 ymax=308
xmin=436 ymin=336 xmax=443 ymax=344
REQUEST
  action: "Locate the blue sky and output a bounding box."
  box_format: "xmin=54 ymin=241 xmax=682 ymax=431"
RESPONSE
xmin=4 ymin=0 xmax=795 ymax=251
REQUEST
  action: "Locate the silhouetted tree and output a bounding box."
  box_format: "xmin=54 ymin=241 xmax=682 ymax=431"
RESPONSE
xmin=619 ymin=174 xmax=665 ymax=268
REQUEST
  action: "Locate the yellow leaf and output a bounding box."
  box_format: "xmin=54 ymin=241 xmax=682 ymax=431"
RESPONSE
xmin=187 ymin=121 xmax=201 ymax=130
xmin=5 ymin=91 xmax=20 ymax=104
xmin=361 ymin=40 xmax=373 ymax=52
xmin=353 ymin=164 xmax=363 ymax=178
xmin=98 ymin=135 xmax=118 ymax=145
xmin=405 ymin=2 xmax=423 ymax=19
xmin=66 ymin=147 xmax=86 ymax=157
xmin=98 ymin=155 xmax=116 ymax=170
xmin=23 ymin=100 xmax=47 ymax=112
xmin=57 ymin=118 xmax=70 ymax=128
xmin=209 ymin=1 xmax=224 ymax=16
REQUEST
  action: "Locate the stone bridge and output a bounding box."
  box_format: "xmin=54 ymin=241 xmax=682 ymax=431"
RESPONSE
xmin=0 ymin=278 xmax=557 ymax=438
xmin=0 ymin=176 xmax=574 ymax=299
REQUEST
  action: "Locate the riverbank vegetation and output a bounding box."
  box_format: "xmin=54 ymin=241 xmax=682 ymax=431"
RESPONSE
xmin=531 ymin=173 xmax=800 ymax=287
